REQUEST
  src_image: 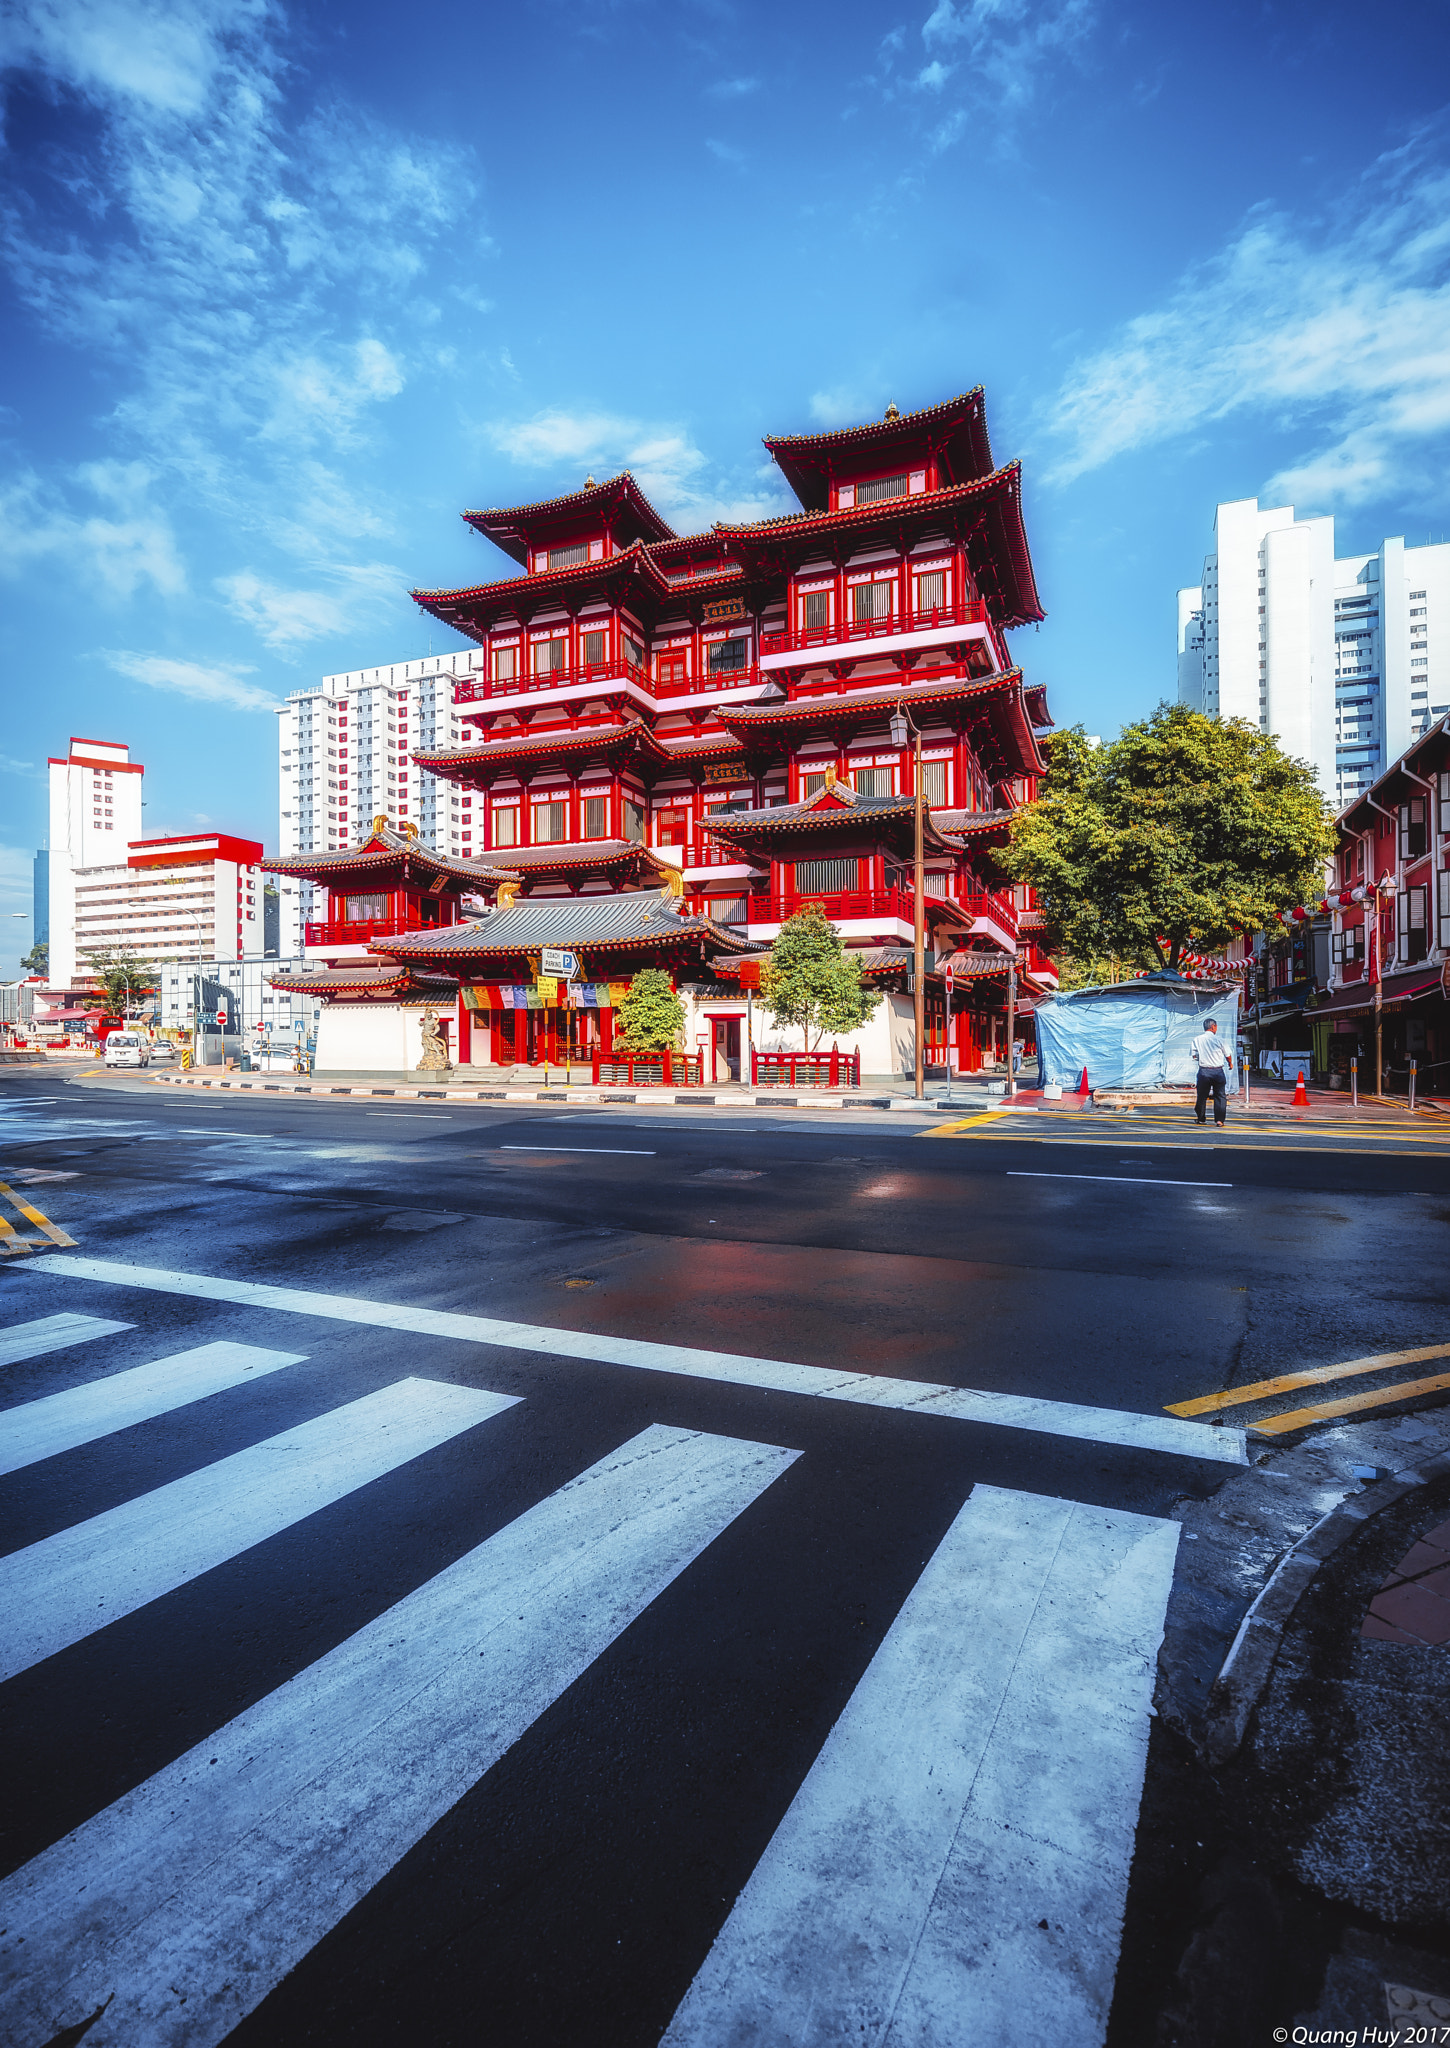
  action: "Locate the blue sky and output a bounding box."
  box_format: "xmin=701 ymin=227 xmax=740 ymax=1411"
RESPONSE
xmin=3 ymin=0 xmax=1450 ymax=973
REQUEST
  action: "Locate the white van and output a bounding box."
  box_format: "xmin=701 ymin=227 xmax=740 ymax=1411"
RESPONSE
xmin=103 ymin=1032 xmax=150 ymax=1069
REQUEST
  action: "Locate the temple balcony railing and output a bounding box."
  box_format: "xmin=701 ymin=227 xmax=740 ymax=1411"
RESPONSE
xmin=452 ymin=658 xmax=767 ymax=709
xmin=960 ymin=890 xmax=1021 ymax=944
xmin=758 ymin=599 xmax=989 ymax=667
xmin=304 ymin=914 xmax=446 ymax=947
xmin=654 ymin=840 xmax=764 ymax=874
xmin=745 ymin=889 xmax=921 ymax=927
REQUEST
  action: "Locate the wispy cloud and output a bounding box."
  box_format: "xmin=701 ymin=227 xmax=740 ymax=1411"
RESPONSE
xmin=0 ymin=463 xmax=185 ymax=598
xmin=1041 ymin=140 xmax=1450 ymax=507
xmin=0 ymin=754 xmax=37 ymax=776
xmin=217 ymin=562 xmax=400 ymax=648
xmin=104 ymin=650 xmax=279 ymax=712
xmin=871 ymin=0 xmax=1097 ymax=147
xmin=705 ymin=137 xmax=746 ymax=168
xmin=0 ymin=0 xmax=480 ymax=654
xmin=706 ymin=76 xmax=759 ymax=99
xmin=484 ymin=408 xmax=788 ymax=529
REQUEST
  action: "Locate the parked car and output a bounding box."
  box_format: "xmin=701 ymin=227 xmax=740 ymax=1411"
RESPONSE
xmin=102 ymin=1032 xmax=150 ymax=1069
xmin=146 ymin=1038 xmax=178 ymax=1063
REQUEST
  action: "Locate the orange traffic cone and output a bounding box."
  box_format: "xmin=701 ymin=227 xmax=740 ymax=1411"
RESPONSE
xmin=1079 ymin=1066 xmax=1090 ymax=1095
xmin=1291 ymin=1070 xmax=1309 ymax=1107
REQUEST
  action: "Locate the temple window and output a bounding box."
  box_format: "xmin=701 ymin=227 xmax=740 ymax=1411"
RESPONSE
xmin=344 ymin=894 xmax=386 ymax=921
xmin=582 ymin=630 xmax=606 ymax=666
xmin=533 ymin=638 xmax=566 ymax=676
xmin=622 ymin=632 xmax=647 ymax=669
xmin=547 ymin=542 xmax=589 ymax=569
xmin=921 ymin=761 xmax=948 ymax=805
xmin=492 ymin=806 xmax=519 ymax=848
xmin=913 ymin=570 xmax=946 ymax=614
xmin=795 ymin=857 xmax=858 ymax=893
xmin=493 ymin=646 xmax=517 ymax=682
xmin=855 ymin=473 xmax=910 ymax=505
xmin=853 ymin=766 xmax=893 ymax=797
xmin=622 ymin=799 xmax=645 ymax=843
xmin=800 ymin=590 xmax=830 ymax=632
xmin=657 ymin=808 xmax=690 ymax=847
xmin=802 ymin=772 xmax=829 ymax=797
xmin=852 ymin=580 xmax=894 ymax=626
xmin=583 ymin=795 xmax=608 ymax=838
xmin=532 ymin=799 xmax=567 ymax=842
xmin=657 ymin=651 xmax=687 ymax=689
xmin=707 ymin=636 xmax=748 ymax=674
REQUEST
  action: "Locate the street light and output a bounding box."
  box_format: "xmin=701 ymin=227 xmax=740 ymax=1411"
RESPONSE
xmin=889 ymin=702 xmax=927 ymax=1101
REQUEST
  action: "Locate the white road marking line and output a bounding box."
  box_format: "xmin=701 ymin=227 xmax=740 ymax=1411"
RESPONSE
xmin=0 ymin=1424 xmax=796 ymax=2048
xmin=499 ymin=1144 xmax=656 ymax=1155
xmin=0 ymin=1341 xmax=307 ymax=1477
xmin=0 ymin=1312 xmax=132 ymax=1370
xmin=27 ymin=1259 xmax=1249 ymax=1464
xmin=366 ymin=1113 xmax=452 ymax=1119
xmin=1009 ymin=1171 xmax=1233 ymax=1188
xmin=663 ymin=1485 xmax=1179 ymax=2048
xmin=0 ymin=1378 xmax=515 ymax=1682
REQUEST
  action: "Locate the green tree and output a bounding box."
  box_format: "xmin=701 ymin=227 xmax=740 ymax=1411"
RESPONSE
xmin=86 ymin=948 xmax=158 ymax=1018
xmin=1001 ymin=706 xmax=1333 ymax=972
xmin=761 ymin=904 xmax=882 ymax=1050
xmin=21 ymin=940 xmax=47 ymax=975
xmin=613 ymin=968 xmax=685 ymax=1052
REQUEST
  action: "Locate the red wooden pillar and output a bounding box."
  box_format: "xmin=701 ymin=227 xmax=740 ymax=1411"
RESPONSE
xmin=456 ymin=1000 xmax=471 ymax=1065
xmin=490 ymin=1004 xmax=503 ymax=1064
xmin=601 ymin=1004 xmax=614 ymax=1056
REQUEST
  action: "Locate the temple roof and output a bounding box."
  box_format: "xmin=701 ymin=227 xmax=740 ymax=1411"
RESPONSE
xmin=265 ymin=964 xmax=459 ymax=996
xmin=374 ymin=891 xmax=751 ymax=960
xmin=763 ymin=390 xmax=994 ymax=510
xmin=932 ymin=809 xmax=1016 ymax=837
xmin=703 ymin=785 xmax=962 ymax=857
xmin=412 ymin=540 xmax=667 ymax=638
xmin=413 ymin=719 xmax=663 ymax=779
xmin=463 ymin=474 xmax=676 ymax=565
xmin=262 ymin=823 xmax=518 ymax=888
xmin=499 ymin=839 xmax=670 ymax=875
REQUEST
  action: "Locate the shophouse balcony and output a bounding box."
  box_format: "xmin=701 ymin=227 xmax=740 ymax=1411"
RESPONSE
xmin=961 ymin=890 xmax=1020 ymax=947
xmin=304 ymin=914 xmax=436 ymax=947
xmin=758 ymin=599 xmax=988 ymax=671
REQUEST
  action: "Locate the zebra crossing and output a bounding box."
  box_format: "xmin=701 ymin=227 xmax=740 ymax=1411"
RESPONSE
xmin=0 ymin=1298 xmax=1182 ymax=2048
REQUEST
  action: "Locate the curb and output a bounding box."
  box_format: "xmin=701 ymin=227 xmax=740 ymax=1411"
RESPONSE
xmin=142 ymin=1073 xmax=952 ymax=1115
xmin=1203 ymin=1448 xmax=1450 ymax=1761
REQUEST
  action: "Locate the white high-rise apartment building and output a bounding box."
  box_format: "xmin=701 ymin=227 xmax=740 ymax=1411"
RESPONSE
xmin=47 ymin=736 xmax=146 ymax=985
xmin=275 ymin=652 xmax=475 ymax=951
xmin=1179 ymin=502 xmax=1450 ymax=808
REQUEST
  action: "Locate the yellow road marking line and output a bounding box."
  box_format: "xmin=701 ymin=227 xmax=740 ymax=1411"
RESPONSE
xmin=1251 ymin=1369 xmax=1450 ymax=1435
xmin=0 ymin=1181 xmax=76 ymax=1249
xmin=920 ymin=1111 xmax=1013 ymax=1134
xmin=1167 ymin=1342 xmax=1450 ymax=1415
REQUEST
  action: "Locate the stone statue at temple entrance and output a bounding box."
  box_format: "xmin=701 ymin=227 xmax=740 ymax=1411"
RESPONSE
xmin=416 ymin=1006 xmax=451 ymax=1071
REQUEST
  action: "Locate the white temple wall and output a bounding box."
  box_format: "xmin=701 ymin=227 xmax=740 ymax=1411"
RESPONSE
xmin=314 ymin=1003 xmax=432 ymax=1075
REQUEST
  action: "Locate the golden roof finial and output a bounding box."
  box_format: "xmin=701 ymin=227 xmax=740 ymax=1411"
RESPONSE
xmin=824 ymin=764 xmax=837 ymax=790
xmin=884 ymin=402 xmax=900 ymax=421
xmin=585 ymin=474 xmax=596 ymax=488
xmin=494 ymin=880 xmax=518 ymax=910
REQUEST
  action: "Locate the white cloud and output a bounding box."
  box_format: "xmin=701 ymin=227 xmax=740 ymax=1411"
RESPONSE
xmin=1041 ymin=146 xmax=1450 ymax=507
xmin=0 ymin=463 xmax=185 ymax=598
xmin=706 ymin=77 xmax=759 ymax=99
xmin=705 ymin=137 xmax=746 ymax=168
xmin=104 ymin=649 xmax=278 ymax=712
xmin=0 ymin=0 xmax=269 ymax=118
xmin=809 ymin=385 xmax=879 ymax=426
xmin=483 ymin=408 xmax=788 ymax=530
xmin=217 ymin=561 xmax=400 ymax=648
xmin=872 ymin=0 xmax=1095 ymax=146
xmin=0 ymin=755 xmax=37 ymax=776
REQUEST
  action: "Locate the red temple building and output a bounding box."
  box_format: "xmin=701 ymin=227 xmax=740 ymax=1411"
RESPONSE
xmin=269 ymin=390 xmax=1057 ymax=1081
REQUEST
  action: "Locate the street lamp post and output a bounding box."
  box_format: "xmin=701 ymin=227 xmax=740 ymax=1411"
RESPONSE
xmin=890 ymin=703 xmax=926 ymax=1101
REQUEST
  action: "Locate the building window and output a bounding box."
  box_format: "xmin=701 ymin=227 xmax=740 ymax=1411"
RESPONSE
xmin=583 ymin=795 xmax=608 ymax=839
xmin=622 ymin=633 xmax=647 ymax=670
xmin=532 ymin=800 xmax=566 ymax=843
xmin=1399 ymin=883 xmax=1429 ymax=963
xmin=801 ymin=590 xmax=829 ymax=632
xmin=855 ymin=473 xmax=909 ymax=505
xmin=852 ymin=581 xmax=893 ymax=625
xmin=914 ymin=570 xmax=946 ymax=614
xmin=802 ymin=772 xmax=829 ymax=797
xmin=921 ymin=760 xmax=948 ymax=805
xmin=794 ymin=858 xmax=858 ymax=894
xmin=709 ymin=896 xmax=749 ymax=925
xmin=707 ymin=637 xmax=748 ymax=674
xmin=1439 ymin=868 xmax=1450 ymax=949
xmin=853 ymin=766 xmax=893 ymax=797
xmin=1399 ymin=798 xmax=1427 ymax=860
xmin=622 ymin=799 xmax=644 ymax=843
xmin=547 ymin=542 xmax=589 ymax=570
xmin=342 ymin=893 xmax=387 ymax=922
xmin=657 ymin=808 xmax=690 ymax=847
xmin=493 ymin=646 xmax=517 ymax=682
xmin=657 ymin=651 xmax=688 ymax=689
xmin=582 ymin=630 xmax=606 ymax=666
xmin=533 ymin=638 xmax=566 ymax=676
xmin=492 ymin=806 xmax=519 ymax=848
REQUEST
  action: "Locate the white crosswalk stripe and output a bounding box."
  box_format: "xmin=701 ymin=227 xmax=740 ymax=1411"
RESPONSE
xmin=0 ymin=1424 xmax=799 ymax=2048
xmin=0 ymin=1340 xmax=308 ymax=1476
xmin=0 ymin=1377 xmax=517 ymax=1682
xmin=0 ymin=1312 xmax=132 ymax=1369
xmin=663 ymin=1486 xmax=1178 ymax=2048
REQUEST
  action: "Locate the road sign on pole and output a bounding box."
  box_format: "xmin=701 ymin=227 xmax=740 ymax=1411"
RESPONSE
xmin=944 ymin=965 xmax=955 ymax=1000
xmin=541 ymin=948 xmax=580 ymax=981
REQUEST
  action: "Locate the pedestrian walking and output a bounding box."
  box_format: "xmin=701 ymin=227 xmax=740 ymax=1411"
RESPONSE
xmin=1190 ymin=1017 xmax=1233 ymax=1125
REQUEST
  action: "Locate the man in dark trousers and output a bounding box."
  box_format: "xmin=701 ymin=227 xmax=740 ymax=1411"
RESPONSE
xmin=1190 ymin=1017 xmax=1234 ymax=1125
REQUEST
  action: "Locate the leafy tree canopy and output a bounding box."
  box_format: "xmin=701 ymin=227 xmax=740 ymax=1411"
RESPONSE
xmin=86 ymin=948 xmax=158 ymax=1017
xmin=21 ymin=940 xmax=47 ymax=975
xmin=613 ymin=968 xmax=685 ymax=1052
xmin=761 ymin=904 xmax=882 ymax=1050
xmin=1001 ymin=705 xmax=1334 ymax=972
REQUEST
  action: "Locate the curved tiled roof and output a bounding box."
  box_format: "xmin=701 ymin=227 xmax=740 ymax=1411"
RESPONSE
xmin=763 ymin=389 xmax=994 ymax=509
xmin=265 ymin=965 xmax=458 ymax=995
xmin=263 ymin=824 xmax=518 ymax=887
xmin=499 ymin=839 xmax=669 ymax=873
xmin=413 ymin=720 xmax=660 ymax=775
xmin=703 ymin=789 xmax=962 ymax=856
xmin=374 ymin=892 xmax=751 ymax=959
xmin=462 ymin=474 xmax=677 ymax=565
xmin=718 ymin=672 xmax=1023 ymax=732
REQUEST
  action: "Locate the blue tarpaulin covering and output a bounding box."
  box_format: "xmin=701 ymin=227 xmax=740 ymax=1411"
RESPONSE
xmin=1033 ymin=975 xmax=1240 ymax=1090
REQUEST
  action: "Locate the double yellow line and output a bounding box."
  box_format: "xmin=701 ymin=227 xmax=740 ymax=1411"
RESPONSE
xmin=0 ymin=1181 xmax=76 ymax=1257
xmin=1167 ymin=1342 xmax=1450 ymax=1436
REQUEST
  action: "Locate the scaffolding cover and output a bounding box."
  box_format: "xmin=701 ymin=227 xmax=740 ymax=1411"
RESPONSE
xmin=1034 ymin=978 xmax=1239 ymax=1090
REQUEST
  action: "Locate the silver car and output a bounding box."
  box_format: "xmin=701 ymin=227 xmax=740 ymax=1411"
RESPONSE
xmin=102 ymin=1032 xmax=150 ymax=1069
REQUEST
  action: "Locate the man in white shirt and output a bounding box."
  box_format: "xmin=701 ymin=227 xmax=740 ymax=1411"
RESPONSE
xmin=1190 ymin=1017 xmax=1234 ymax=1126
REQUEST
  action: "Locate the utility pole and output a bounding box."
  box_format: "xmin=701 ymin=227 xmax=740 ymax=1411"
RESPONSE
xmin=891 ymin=702 xmax=926 ymax=1101
xmin=1006 ymin=950 xmax=1017 ymax=1098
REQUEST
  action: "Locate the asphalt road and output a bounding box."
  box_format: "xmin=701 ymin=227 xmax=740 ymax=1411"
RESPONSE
xmin=3 ymin=1070 xmax=1449 ymax=2047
